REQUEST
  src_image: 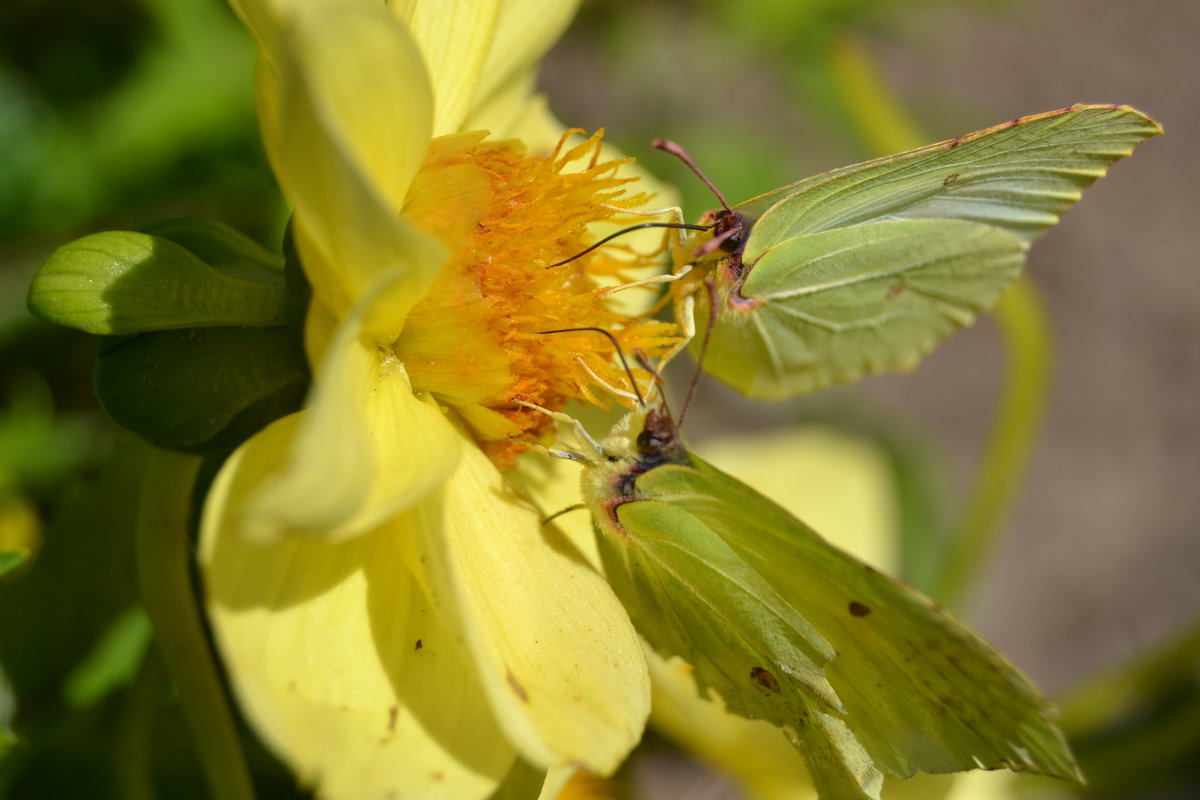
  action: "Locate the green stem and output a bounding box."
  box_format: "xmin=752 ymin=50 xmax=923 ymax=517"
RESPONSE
xmin=136 ymin=449 xmax=256 ymax=800
xmin=824 ymin=35 xmax=1054 ymax=610
xmin=933 ymin=277 xmax=1052 ymax=608
xmin=116 ymin=649 xmax=163 ymax=800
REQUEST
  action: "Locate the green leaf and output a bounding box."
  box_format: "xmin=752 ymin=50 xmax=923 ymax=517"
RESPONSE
xmin=0 ymin=435 xmax=147 ymax=778
xmin=29 ymin=229 xmax=286 ymax=335
xmin=0 ymin=661 xmax=16 ymax=758
xmin=1057 ymin=625 xmax=1200 ymax=796
xmin=681 ymin=104 xmax=1161 ymax=399
xmin=0 ymin=552 xmax=27 ymax=581
xmin=94 ymin=325 xmax=307 ymax=453
xmin=62 ymin=606 xmax=153 ymax=710
xmin=579 ymin=406 xmax=1078 ymax=798
xmin=696 ymin=219 xmax=1025 ymax=398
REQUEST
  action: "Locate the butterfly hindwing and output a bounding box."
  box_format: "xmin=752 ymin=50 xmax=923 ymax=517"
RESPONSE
xmin=634 ymin=455 xmax=1078 ymax=782
xmin=698 ymin=218 xmax=1026 ymax=398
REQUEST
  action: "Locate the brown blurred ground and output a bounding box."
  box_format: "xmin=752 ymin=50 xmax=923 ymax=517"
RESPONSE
xmin=873 ymin=0 xmax=1200 ymax=694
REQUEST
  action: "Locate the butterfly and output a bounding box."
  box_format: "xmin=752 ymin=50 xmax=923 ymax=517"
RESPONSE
xmin=656 ymin=104 xmax=1160 ymax=398
xmin=551 ymin=398 xmax=1078 ymax=799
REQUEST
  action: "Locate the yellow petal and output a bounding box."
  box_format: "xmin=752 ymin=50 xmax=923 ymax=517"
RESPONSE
xmin=247 ymin=279 xmax=460 ymax=542
xmin=510 ymin=449 xmax=596 ymax=568
xmin=200 ymin=415 xmax=516 ymax=800
xmin=408 ymin=426 xmax=649 ymax=773
xmin=389 ymin=0 xmax=503 ymax=135
xmin=270 ymin=0 xmax=446 ymax=329
xmin=462 ymin=71 xmax=562 ymax=155
xmin=648 ymin=652 xmax=819 ymax=800
xmin=696 ymin=427 xmax=898 ymax=569
xmin=471 ymin=0 xmax=581 ymax=112
xmin=226 ymin=0 xmax=282 ymax=56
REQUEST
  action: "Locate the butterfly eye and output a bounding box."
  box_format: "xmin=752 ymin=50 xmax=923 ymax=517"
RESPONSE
xmin=712 ymin=209 xmax=746 ymax=253
xmin=635 ymin=428 xmax=661 ymax=455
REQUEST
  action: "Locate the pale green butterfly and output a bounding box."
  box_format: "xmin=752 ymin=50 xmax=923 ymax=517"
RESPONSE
xmin=646 ymin=104 xmax=1160 ymax=398
xmin=532 ymin=385 xmax=1077 ymax=800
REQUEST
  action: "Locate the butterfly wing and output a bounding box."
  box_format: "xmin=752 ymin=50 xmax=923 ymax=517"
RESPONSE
xmin=634 ymin=456 xmax=1079 ymax=783
xmin=594 ymin=486 xmax=885 ymax=799
xmin=741 ymin=104 xmax=1160 ymax=258
xmin=699 ymin=218 xmax=1026 ymax=398
xmin=694 ymin=104 xmax=1160 ymax=398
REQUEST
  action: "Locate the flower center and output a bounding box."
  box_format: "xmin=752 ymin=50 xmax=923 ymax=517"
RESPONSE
xmin=393 ymin=130 xmax=680 ymax=464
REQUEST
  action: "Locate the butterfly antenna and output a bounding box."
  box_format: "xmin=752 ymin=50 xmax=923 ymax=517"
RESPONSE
xmin=547 ymin=221 xmax=712 ymax=268
xmin=652 ymin=139 xmax=734 ymax=214
xmin=677 ymin=278 xmax=719 ymax=427
xmin=538 ymin=327 xmax=646 ymax=407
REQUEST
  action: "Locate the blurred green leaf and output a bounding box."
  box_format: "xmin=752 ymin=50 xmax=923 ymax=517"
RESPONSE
xmin=30 ymin=229 xmax=286 ymax=335
xmin=63 ymin=607 xmax=152 ymax=711
xmin=0 ymin=663 xmax=15 ymax=758
xmin=0 ymin=0 xmax=268 ymax=237
xmin=0 ymin=374 xmax=97 ymax=496
xmin=94 ymin=325 xmax=306 ymax=453
xmin=1051 ymin=625 xmax=1200 ymax=797
xmin=0 ymin=553 xmax=27 ymax=581
xmin=0 ymin=435 xmax=144 ymax=794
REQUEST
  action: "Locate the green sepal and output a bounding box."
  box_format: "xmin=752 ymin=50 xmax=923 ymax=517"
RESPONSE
xmin=94 ymin=325 xmax=307 ymax=453
xmin=29 ymin=221 xmax=286 ymax=335
xmin=137 ymin=217 xmax=282 ymax=282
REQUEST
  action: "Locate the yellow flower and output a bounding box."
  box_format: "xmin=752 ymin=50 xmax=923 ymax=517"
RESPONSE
xmin=199 ymin=1 xmax=677 ymax=797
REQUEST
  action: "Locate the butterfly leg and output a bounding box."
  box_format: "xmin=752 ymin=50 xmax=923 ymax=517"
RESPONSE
xmin=512 ymin=400 xmax=607 ymax=463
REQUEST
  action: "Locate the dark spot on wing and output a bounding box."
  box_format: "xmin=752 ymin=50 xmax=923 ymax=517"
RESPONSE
xmin=885 ymin=281 xmax=904 ymax=300
xmin=849 ymin=601 xmax=872 ymax=617
xmin=943 ymin=172 xmax=960 ymax=186
xmin=1005 ymin=116 xmax=1024 ymax=129
xmin=387 ymin=705 xmax=398 ymax=732
xmin=750 ymin=666 xmax=781 ymax=694
xmin=414 ymin=638 xmax=423 ymax=651
xmin=507 ymin=668 xmax=530 ymax=703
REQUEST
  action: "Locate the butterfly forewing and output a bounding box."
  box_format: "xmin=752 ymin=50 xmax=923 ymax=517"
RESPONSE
xmin=690 ymin=105 xmax=1159 ymax=399
xmin=741 ymin=104 xmax=1160 ymax=262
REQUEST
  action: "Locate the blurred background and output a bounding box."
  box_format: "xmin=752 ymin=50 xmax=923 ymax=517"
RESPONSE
xmin=545 ymin=0 xmax=1200 ymax=695
xmin=1 ymin=0 xmax=1197 ymax=798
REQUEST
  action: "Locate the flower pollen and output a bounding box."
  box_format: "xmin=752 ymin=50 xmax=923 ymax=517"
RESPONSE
xmin=398 ymin=130 xmax=681 ymax=465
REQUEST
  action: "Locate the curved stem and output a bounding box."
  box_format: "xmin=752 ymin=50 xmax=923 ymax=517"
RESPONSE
xmin=136 ymin=449 xmax=256 ymax=800
xmin=825 ymin=35 xmax=1054 ymax=610
xmin=116 ymin=649 xmax=163 ymax=800
xmin=933 ymin=277 xmax=1052 ymax=607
